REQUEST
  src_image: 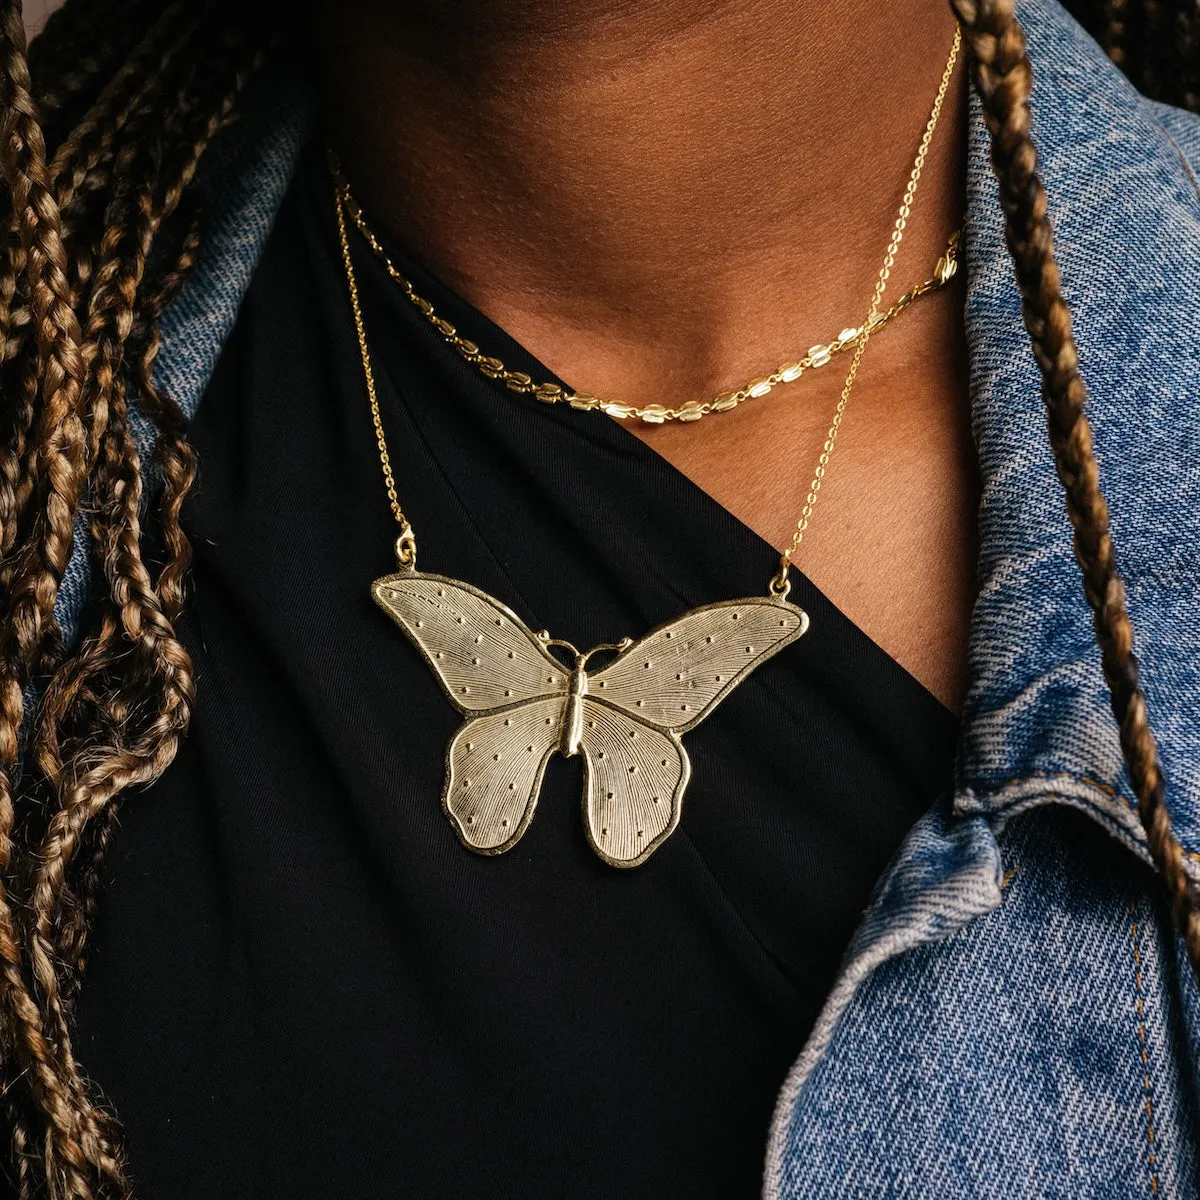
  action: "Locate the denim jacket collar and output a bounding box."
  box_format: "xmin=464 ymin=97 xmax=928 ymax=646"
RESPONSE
xmin=955 ymin=0 xmax=1200 ymax=863
xmin=764 ymin=10 xmax=1200 ymax=1184
xmin=53 ymin=0 xmax=1200 ymax=865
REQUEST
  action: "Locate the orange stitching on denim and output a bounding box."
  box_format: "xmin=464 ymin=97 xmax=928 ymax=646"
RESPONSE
xmin=1159 ymin=124 xmax=1200 ymax=204
xmin=979 ymin=767 xmax=1119 ymax=798
xmin=1129 ymin=903 xmax=1160 ymax=1195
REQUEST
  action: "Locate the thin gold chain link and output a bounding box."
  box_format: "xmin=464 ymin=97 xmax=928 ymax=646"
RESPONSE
xmin=770 ymin=25 xmax=961 ymax=597
xmin=336 ymin=190 xmax=417 ymax=565
xmin=336 ymin=26 xmax=961 ymax=584
xmin=335 ymin=175 xmax=959 ymax=426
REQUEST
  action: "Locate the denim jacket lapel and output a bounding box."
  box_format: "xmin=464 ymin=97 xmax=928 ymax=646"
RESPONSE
xmin=955 ymin=0 xmax=1200 ymax=860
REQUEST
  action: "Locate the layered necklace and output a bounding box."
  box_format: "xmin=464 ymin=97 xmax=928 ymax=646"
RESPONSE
xmin=333 ymin=29 xmax=961 ymax=869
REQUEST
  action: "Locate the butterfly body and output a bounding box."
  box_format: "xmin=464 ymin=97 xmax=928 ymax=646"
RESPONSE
xmin=372 ymin=567 xmax=809 ymax=868
xmin=560 ymin=659 xmax=590 ymax=758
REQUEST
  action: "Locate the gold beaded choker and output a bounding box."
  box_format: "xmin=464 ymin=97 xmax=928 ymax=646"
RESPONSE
xmin=335 ymin=175 xmax=960 ymax=426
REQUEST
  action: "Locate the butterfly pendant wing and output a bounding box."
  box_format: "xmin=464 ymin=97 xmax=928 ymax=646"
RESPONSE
xmin=372 ymin=570 xmax=570 ymax=853
xmin=373 ymin=571 xmax=810 ymax=867
xmin=581 ymin=597 xmax=809 ymax=867
xmin=371 ymin=570 xmax=569 ymax=713
xmin=587 ymin=597 xmax=810 ymax=732
xmin=577 ymin=697 xmax=690 ymax=867
xmin=443 ymin=698 xmax=564 ymax=853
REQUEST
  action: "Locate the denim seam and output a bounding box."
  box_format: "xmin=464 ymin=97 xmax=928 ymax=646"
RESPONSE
xmin=962 ymin=770 xmax=1139 ymax=838
xmin=961 ymin=770 xmax=1200 ymax=877
xmin=1129 ymin=902 xmax=1162 ymax=1196
xmin=963 ymin=767 xmax=1126 ymax=806
xmin=998 ymin=791 xmax=1145 ymax=864
xmin=1156 ymin=120 xmax=1200 ymax=204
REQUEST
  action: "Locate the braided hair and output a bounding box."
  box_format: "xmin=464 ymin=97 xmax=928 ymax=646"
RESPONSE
xmin=0 ymin=0 xmax=1194 ymax=1194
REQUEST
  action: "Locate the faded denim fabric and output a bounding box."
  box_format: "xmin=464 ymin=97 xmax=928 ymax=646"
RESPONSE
xmin=44 ymin=0 xmax=1200 ymax=1194
xmin=767 ymin=1 xmax=1200 ymax=1195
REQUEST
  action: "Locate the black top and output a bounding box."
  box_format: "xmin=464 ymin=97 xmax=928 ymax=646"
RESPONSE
xmin=76 ymin=143 xmax=958 ymax=1199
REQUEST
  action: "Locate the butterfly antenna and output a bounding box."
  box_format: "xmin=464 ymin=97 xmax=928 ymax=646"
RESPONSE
xmin=578 ymin=637 xmax=634 ymax=669
xmin=536 ymin=631 xmax=582 ymax=658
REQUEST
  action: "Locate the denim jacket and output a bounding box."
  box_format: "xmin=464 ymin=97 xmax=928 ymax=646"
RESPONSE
xmin=52 ymin=0 xmax=1200 ymax=1194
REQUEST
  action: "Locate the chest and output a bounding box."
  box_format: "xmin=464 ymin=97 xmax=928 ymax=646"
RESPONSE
xmin=630 ymin=289 xmax=977 ymax=711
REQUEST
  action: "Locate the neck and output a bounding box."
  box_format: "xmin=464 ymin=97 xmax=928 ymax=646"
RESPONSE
xmin=320 ymin=0 xmax=965 ymax=408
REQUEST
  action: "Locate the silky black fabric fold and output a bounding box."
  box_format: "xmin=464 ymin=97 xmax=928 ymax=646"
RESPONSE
xmin=76 ymin=142 xmax=958 ymax=1199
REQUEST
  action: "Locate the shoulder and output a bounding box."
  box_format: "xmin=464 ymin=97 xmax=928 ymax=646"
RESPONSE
xmin=152 ymin=58 xmax=316 ymax=436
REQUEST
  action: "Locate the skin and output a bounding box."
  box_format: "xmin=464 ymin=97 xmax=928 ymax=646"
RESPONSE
xmin=319 ymin=0 xmax=978 ymax=712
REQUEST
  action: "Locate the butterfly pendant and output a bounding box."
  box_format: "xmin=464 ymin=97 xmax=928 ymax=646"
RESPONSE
xmin=372 ymin=567 xmax=809 ymax=868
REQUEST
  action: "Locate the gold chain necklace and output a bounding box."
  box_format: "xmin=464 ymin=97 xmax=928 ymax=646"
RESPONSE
xmin=336 ymin=28 xmax=960 ymax=869
xmin=336 ymin=176 xmax=960 ymax=426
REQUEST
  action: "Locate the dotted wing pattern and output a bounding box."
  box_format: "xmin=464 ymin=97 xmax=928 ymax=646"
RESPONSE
xmin=372 ymin=570 xmax=569 ymax=713
xmin=579 ymin=697 xmax=689 ymax=868
xmin=587 ymin=598 xmax=809 ymax=733
xmin=373 ymin=572 xmax=809 ymax=867
xmin=444 ymin=696 xmax=565 ymax=854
